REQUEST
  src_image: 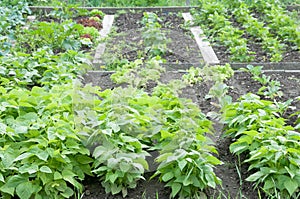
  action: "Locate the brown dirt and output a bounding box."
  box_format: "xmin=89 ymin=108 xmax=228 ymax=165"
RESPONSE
xmin=101 ymin=11 xmax=203 ymax=66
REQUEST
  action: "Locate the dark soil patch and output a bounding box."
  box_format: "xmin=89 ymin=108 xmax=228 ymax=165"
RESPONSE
xmin=101 ymin=11 xmax=203 ymax=66
xmin=82 ymin=70 xmax=300 ymax=199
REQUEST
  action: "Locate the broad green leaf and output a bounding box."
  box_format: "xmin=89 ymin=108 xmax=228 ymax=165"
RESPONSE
xmin=178 ymin=159 xmax=187 ymax=171
xmin=108 ymin=122 xmax=120 ymax=133
xmin=246 ymin=171 xmax=265 ymax=182
xmin=15 ymin=126 xmax=28 ymax=134
xmin=121 ymin=135 xmax=138 ymax=144
xmin=229 ymin=142 xmax=248 ymax=155
xmin=162 ymin=172 xmax=174 ymax=182
xmin=171 ymin=182 xmax=181 ymax=197
xmin=54 ymin=172 xmax=63 ymax=180
xmin=35 ymin=150 xmax=49 ymax=161
xmin=205 ymin=173 xmax=216 ymax=188
xmin=0 ymin=175 xmax=27 ymax=196
xmin=76 ymin=155 xmax=93 ymax=164
xmin=263 ymin=179 xmax=275 ymax=190
xmin=119 ymin=162 xmax=131 ymax=172
xmin=15 ymin=152 xmax=33 ymax=162
xmin=206 ymin=155 xmax=222 ymax=165
xmin=61 ymin=187 xmax=74 ymax=198
xmin=39 ymin=173 xmax=53 ymax=185
xmin=110 ymin=184 xmax=122 ymax=195
xmin=161 ymin=130 xmax=174 ymax=139
xmin=285 ymin=166 xmax=296 ymax=178
xmin=284 ymin=178 xmax=298 ymax=196
xmin=134 ymin=158 xmax=149 ymax=170
xmin=109 ymin=173 xmax=118 ymax=183
xmin=19 ymin=164 xmax=39 ymax=174
xmin=40 ymin=166 xmax=52 ymax=173
xmin=16 ymin=181 xmax=35 ymax=199
xmin=156 ymin=152 xmax=173 ymax=163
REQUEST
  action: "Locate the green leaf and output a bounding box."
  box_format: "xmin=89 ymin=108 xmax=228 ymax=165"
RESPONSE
xmin=16 ymin=182 xmax=35 ymax=199
xmin=109 ymin=173 xmax=118 ymax=183
xmin=40 ymin=166 xmax=52 ymax=173
xmin=76 ymin=155 xmax=93 ymax=164
xmin=263 ymin=179 xmax=275 ymax=190
xmin=229 ymin=142 xmax=248 ymax=155
xmin=206 ymin=155 xmax=222 ymax=165
xmin=54 ymin=172 xmax=63 ymax=180
xmin=246 ymin=171 xmax=265 ymax=182
xmin=0 ymin=175 xmax=27 ymax=196
xmin=61 ymin=187 xmax=74 ymax=198
xmin=0 ymin=173 xmax=4 ymax=183
xmin=162 ymin=172 xmax=174 ymax=182
xmin=134 ymin=158 xmax=149 ymax=171
xmin=178 ymin=159 xmax=187 ymax=171
xmin=35 ymin=150 xmax=49 ymax=161
xmin=284 ymin=178 xmax=298 ymax=196
xmin=161 ymin=130 xmax=174 ymax=139
xmin=171 ymin=182 xmax=181 ymax=197
xmin=19 ymin=164 xmax=39 ymax=174
xmin=15 ymin=152 xmax=33 ymax=162
xmin=119 ymin=162 xmax=131 ymax=172
xmin=110 ymin=184 xmax=122 ymax=195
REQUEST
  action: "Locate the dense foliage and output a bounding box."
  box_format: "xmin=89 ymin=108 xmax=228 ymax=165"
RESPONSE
xmin=192 ymin=0 xmax=300 ymax=62
xmin=0 ymin=1 xmax=299 ymax=198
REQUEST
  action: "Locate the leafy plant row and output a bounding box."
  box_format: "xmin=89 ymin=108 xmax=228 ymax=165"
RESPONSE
xmin=0 ymin=1 xmax=31 ymax=56
xmin=191 ymin=0 xmax=255 ymax=62
xmin=0 ymin=5 xmax=229 ymax=199
xmin=219 ymin=66 xmax=300 ymax=198
xmin=192 ymin=0 xmax=300 ymax=62
xmin=247 ymin=0 xmax=300 ymax=50
xmin=93 ymin=57 xmax=235 ymax=198
xmin=231 ymin=2 xmax=284 ymax=62
xmin=22 ymin=0 xmax=199 ymax=7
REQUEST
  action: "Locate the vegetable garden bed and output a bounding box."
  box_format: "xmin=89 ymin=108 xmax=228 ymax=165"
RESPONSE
xmin=1 ymin=1 xmax=300 ymax=199
xmin=190 ymin=0 xmax=300 ymax=68
xmin=82 ymin=69 xmax=300 ymax=199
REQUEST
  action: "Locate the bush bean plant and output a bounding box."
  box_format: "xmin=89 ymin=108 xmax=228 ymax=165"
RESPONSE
xmin=1 ymin=1 xmax=299 ymax=199
xmin=219 ymin=66 xmax=300 ymax=198
xmin=0 ymin=4 xmax=225 ymax=199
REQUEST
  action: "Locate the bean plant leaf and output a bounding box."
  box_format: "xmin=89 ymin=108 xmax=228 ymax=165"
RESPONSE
xmin=246 ymin=171 xmax=264 ymax=182
xmin=0 ymin=175 xmax=27 ymax=196
xmin=284 ymin=178 xmax=298 ymax=196
xmin=16 ymin=181 xmax=35 ymax=199
xmin=40 ymin=166 xmax=52 ymax=173
xmin=171 ymin=182 xmax=182 ymax=197
xmin=162 ymin=172 xmax=174 ymax=182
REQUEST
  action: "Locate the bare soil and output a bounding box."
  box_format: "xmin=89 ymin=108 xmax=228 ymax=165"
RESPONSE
xmin=101 ymin=11 xmax=203 ymax=66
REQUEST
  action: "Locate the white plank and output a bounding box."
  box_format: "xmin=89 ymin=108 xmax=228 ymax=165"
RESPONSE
xmin=93 ymin=15 xmax=115 ymax=64
xmin=182 ymin=13 xmax=220 ymax=65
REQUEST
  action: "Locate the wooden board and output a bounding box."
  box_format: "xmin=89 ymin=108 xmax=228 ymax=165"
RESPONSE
xmin=93 ymin=15 xmax=115 ymax=65
xmin=182 ymin=13 xmax=220 ymax=65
